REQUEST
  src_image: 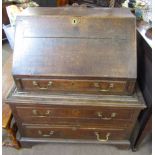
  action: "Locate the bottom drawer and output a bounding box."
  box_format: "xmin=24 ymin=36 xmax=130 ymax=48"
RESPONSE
xmin=21 ymin=125 xmax=129 ymax=141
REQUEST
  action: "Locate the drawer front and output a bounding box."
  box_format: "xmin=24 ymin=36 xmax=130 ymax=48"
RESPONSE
xmin=22 ymin=125 xmax=129 ymax=140
xmin=15 ymin=105 xmax=135 ymax=125
xmin=16 ymin=78 xmax=134 ymax=95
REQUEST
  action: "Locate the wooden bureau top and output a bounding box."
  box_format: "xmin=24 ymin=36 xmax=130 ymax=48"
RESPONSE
xmin=21 ymin=7 xmax=134 ymax=18
xmin=12 ymin=8 xmax=136 ymax=79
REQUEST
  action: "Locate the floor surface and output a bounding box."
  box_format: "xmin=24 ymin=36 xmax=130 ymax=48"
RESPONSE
xmin=2 ymin=141 xmax=152 ymax=155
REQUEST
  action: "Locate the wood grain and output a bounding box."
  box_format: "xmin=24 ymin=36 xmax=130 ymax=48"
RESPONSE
xmin=21 ymin=124 xmax=129 ymax=140
xmin=13 ymin=8 xmax=136 ymax=80
xmin=15 ymin=78 xmax=134 ymax=95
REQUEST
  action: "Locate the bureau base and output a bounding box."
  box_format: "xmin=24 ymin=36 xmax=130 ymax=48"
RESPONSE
xmin=18 ymin=136 xmax=130 ymax=150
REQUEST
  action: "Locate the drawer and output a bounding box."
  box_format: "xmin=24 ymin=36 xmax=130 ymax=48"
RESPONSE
xmin=15 ymin=78 xmax=134 ymax=95
xmin=15 ymin=105 xmax=136 ymax=125
xmin=21 ymin=124 xmax=129 ymax=141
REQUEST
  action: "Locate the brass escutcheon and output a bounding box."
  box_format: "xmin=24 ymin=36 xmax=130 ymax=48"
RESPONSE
xmin=71 ymin=17 xmax=79 ymax=25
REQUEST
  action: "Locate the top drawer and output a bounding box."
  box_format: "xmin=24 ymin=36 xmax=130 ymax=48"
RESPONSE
xmin=15 ymin=78 xmax=135 ymax=95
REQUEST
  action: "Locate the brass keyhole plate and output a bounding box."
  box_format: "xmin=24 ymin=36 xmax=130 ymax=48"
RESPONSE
xmin=71 ymin=17 xmax=80 ymax=25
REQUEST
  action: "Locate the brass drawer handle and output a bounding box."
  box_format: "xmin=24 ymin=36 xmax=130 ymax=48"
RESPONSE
xmin=99 ymin=89 xmax=110 ymax=92
xmin=100 ymin=83 xmax=114 ymax=92
xmin=94 ymin=83 xmax=114 ymax=92
xmin=97 ymin=112 xmax=116 ymax=120
xmin=95 ymin=132 xmax=110 ymax=142
xmin=32 ymin=109 xmax=51 ymax=117
xmin=32 ymin=81 xmax=53 ymax=90
xmin=45 ymin=110 xmax=51 ymax=115
xmin=38 ymin=130 xmax=54 ymax=137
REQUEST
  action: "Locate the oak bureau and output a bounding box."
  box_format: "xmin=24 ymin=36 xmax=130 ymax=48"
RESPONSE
xmin=6 ymin=7 xmax=146 ymax=149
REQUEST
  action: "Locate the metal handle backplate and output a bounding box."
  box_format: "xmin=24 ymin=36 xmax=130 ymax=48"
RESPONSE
xmin=97 ymin=112 xmax=116 ymax=120
xmin=38 ymin=130 xmax=54 ymax=137
xmin=32 ymin=81 xmax=52 ymax=90
xmin=94 ymin=83 xmax=114 ymax=92
xmin=32 ymin=109 xmax=51 ymax=117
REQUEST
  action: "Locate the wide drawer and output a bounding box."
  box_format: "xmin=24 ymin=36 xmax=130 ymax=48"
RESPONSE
xmin=21 ymin=124 xmax=129 ymax=141
xmin=15 ymin=78 xmax=135 ymax=95
xmin=14 ymin=105 xmax=137 ymax=126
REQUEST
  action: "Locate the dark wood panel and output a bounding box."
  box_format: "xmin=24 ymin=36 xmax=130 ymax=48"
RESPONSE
xmin=21 ymin=124 xmax=129 ymax=140
xmin=21 ymin=17 xmax=132 ymax=39
xmin=15 ymin=105 xmax=135 ymax=120
xmin=13 ymin=37 xmax=136 ymax=79
xmin=19 ymin=137 xmax=130 ymax=149
xmin=17 ymin=123 xmax=131 ymax=148
xmin=6 ymin=85 xmax=146 ymax=109
xmin=6 ymin=85 xmax=145 ymax=142
xmin=16 ymin=78 xmax=134 ymax=95
xmin=13 ymin=105 xmax=140 ymax=126
xmin=13 ymin=8 xmax=136 ymax=81
xmin=21 ymin=7 xmax=135 ymax=17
